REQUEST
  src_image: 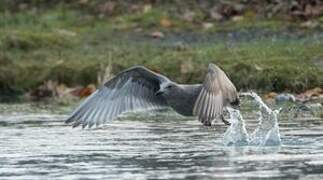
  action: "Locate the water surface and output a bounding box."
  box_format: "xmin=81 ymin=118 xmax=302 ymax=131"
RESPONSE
xmin=0 ymin=103 xmax=323 ymax=179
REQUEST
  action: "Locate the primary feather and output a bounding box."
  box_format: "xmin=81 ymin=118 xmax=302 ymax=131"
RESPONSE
xmin=193 ymin=64 xmax=238 ymax=126
xmin=65 ymin=66 xmax=168 ymax=128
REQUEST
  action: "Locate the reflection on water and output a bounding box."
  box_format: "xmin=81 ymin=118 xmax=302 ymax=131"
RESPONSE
xmin=0 ymin=103 xmax=323 ymax=179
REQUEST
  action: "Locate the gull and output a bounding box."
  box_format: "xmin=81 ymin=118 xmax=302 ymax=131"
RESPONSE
xmin=65 ymin=63 xmax=240 ymax=128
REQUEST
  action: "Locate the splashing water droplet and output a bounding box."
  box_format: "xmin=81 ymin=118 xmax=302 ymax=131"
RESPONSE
xmin=223 ymin=107 xmax=249 ymax=146
xmin=224 ymin=92 xmax=281 ymax=146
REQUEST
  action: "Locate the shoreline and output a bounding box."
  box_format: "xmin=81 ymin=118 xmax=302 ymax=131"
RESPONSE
xmin=1 ymin=2 xmax=323 ymax=99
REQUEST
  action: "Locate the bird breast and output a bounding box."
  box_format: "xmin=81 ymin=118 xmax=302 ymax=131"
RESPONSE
xmin=165 ymin=84 xmax=202 ymax=116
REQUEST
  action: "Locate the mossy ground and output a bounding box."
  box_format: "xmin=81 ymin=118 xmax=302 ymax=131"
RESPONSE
xmin=0 ymin=5 xmax=322 ymax=100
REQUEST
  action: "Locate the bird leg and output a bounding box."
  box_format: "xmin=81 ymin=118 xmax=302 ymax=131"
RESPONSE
xmin=201 ymin=118 xmax=212 ymax=126
xmin=201 ymin=115 xmax=230 ymax=126
xmin=203 ymin=120 xmax=212 ymax=126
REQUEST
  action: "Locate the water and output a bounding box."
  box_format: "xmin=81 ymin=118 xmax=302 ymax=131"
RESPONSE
xmin=223 ymin=107 xmax=249 ymax=146
xmin=0 ymin=102 xmax=323 ymax=179
xmin=224 ymin=92 xmax=282 ymax=146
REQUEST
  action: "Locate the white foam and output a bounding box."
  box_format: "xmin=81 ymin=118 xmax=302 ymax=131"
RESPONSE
xmin=223 ymin=107 xmax=249 ymax=146
xmin=223 ymin=92 xmax=281 ymax=146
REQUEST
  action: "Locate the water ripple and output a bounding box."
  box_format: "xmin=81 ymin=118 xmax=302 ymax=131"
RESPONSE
xmin=0 ymin=103 xmax=323 ymax=179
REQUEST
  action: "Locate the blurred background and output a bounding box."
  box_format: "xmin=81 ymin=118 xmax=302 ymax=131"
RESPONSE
xmin=0 ymin=0 xmax=322 ymax=102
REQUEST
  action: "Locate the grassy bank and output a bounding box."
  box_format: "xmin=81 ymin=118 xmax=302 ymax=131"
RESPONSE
xmin=0 ymin=4 xmax=322 ymax=100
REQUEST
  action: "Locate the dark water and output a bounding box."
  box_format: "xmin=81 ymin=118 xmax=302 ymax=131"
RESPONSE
xmin=0 ymin=103 xmax=323 ymax=179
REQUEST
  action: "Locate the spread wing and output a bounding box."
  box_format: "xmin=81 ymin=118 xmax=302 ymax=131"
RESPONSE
xmin=193 ymin=63 xmax=238 ymax=125
xmin=65 ymin=66 xmax=169 ymax=128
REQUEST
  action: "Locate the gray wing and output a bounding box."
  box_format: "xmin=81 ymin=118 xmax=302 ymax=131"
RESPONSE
xmin=193 ymin=63 xmax=238 ymax=125
xmin=65 ymin=66 xmax=169 ymax=128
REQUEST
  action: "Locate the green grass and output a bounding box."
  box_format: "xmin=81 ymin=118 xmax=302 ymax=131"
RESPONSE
xmin=0 ymin=6 xmax=322 ymax=99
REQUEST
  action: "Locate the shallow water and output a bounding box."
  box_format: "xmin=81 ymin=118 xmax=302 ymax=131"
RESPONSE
xmin=0 ymin=103 xmax=323 ymax=179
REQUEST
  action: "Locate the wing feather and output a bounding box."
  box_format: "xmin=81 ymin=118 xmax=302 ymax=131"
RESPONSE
xmin=66 ymin=66 xmax=169 ymax=128
xmin=193 ymin=63 xmax=238 ymax=125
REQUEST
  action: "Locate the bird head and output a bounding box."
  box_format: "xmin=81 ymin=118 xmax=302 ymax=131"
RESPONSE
xmin=155 ymin=82 xmax=176 ymax=96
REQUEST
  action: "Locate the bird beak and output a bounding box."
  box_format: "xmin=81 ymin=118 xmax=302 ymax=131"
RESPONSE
xmin=155 ymin=90 xmax=163 ymax=96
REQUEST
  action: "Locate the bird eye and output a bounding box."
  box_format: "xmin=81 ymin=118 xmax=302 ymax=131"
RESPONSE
xmin=166 ymin=85 xmax=172 ymax=89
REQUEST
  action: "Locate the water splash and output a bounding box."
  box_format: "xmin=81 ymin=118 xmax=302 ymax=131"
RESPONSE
xmin=224 ymin=92 xmax=281 ymax=146
xmin=223 ymin=107 xmax=249 ymax=146
xmin=245 ymin=92 xmax=282 ymax=146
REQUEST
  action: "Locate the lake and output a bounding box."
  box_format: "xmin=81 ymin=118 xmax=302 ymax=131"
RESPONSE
xmin=0 ymin=102 xmax=323 ymax=179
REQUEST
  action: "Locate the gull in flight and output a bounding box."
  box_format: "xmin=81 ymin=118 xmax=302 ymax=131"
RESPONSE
xmin=65 ymin=63 xmax=240 ymax=128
